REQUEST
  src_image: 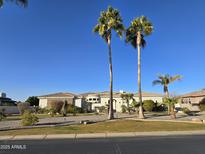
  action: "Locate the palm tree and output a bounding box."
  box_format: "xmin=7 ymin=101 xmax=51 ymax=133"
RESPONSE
xmin=93 ymin=6 xmax=124 ymax=120
xmin=0 ymin=0 xmax=28 ymax=8
xmin=120 ymin=93 xmax=134 ymax=114
xmin=152 ymin=74 xmax=182 ymax=114
xmin=126 ymin=16 xmax=153 ymax=119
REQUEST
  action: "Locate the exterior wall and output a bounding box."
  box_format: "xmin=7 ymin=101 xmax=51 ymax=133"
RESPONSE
xmin=179 ymin=96 xmax=204 ymax=111
xmin=90 ymin=96 xmax=163 ymax=112
xmin=75 ymin=98 xmax=82 ymax=108
xmin=133 ymin=96 xmax=163 ymax=103
xmin=47 ymin=98 xmax=74 ymax=105
xmin=0 ymin=106 xmax=19 ymax=114
xmin=39 ymin=99 xmax=48 ymax=108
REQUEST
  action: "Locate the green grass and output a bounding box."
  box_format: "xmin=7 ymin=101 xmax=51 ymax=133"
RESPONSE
xmin=1 ymin=120 xmax=205 ymax=136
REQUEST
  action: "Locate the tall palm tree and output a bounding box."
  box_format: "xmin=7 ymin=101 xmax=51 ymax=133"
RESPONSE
xmin=126 ymin=16 xmax=153 ymax=119
xmin=120 ymin=93 xmax=134 ymax=114
xmin=93 ymin=6 xmax=124 ymax=120
xmin=152 ymin=74 xmax=182 ymax=114
xmin=0 ymin=0 xmax=28 ymax=8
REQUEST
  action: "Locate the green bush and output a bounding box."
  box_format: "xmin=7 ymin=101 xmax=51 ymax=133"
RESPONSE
xmin=199 ymin=98 xmax=205 ymax=111
xmin=21 ymin=111 xmax=39 ymax=126
xmin=121 ymin=105 xmax=127 ymax=113
xmin=98 ymin=106 xmax=107 ymax=113
xmin=143 ymin=100 xmax=155 ymax=112
xmin=35 ymin=107 xmax=50 ymax=114
xmin=182 ymin=107 xmax=191 ymax=115
xmin=17 ymin=102 xmax=31 ymax=114
xmin=0 ymin=109 xmax=6 ymax=121
xmin=67 ymin=104 xmax=75 ymax=113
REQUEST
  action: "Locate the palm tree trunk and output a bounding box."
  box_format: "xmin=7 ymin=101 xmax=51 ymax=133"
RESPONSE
xmin=164 ymin=86 xmax=170 ymax=115
xmin=127 ymin=99 xmax=130 ymax=114
xmin=137 ymin=32 xmax=145 ymax=119
xmin=107 ymin=37 xmax=114 ymax=120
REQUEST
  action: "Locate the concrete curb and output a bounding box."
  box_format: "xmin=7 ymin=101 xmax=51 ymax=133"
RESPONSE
xmin=2 ymin=130 xmax=205 ymax=141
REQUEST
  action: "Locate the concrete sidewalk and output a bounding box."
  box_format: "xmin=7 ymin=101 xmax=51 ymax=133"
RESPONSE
xmin=1 ymin=130 xmax=205 ymax=141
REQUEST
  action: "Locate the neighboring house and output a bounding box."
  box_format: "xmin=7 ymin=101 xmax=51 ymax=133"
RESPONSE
xmin=38 ymin=91 xmax=163 ymax=112
xmin=179 ymin=89 xmax=205 ymax=111
xmin=0 ymin=92 xmax=16 ymax=106
xmin=39 ymin=92 xmax=79 ymax=108
xmin=0 ymin=92 xmax=19 ymax=114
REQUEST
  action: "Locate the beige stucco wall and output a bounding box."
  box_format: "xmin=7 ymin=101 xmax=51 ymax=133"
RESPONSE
xmin=39 ymin=98 xmax=48 ymax=108
xmin=92 ymin=96 xmax=163 ymax=112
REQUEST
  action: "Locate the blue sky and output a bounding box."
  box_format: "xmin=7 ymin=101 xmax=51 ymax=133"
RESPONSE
xmin=0 ymin=0 xmax=204 ymax=101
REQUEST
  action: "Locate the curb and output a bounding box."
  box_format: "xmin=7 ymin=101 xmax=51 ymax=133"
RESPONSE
xmin=1 ymin=130 xmax=205 ymax=141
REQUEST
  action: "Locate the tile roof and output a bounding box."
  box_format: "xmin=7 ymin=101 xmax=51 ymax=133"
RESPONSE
xmin=38 ymin=92 xmax=76 ymax=98
xmin=80 ymin=91 xmax=163 ymax=98
xmin=180 ymin=90 xmax=205 ymax=98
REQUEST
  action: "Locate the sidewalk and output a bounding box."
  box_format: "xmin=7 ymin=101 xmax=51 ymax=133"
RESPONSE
xmin=1 ymin=130 xmax=205 ymax=141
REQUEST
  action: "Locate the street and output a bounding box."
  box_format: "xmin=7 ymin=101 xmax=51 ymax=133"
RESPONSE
xmin=1 ymin=135 xmax=205 ymax=154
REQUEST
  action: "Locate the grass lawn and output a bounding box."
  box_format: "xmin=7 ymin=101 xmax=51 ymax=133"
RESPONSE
xmin=1 ymin=120 xmax=205 ymax=136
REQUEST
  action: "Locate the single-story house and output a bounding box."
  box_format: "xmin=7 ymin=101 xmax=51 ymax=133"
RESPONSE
xmin=38 ymin=91 xmax=163 ymax=112
xmin=179 ymin=89 xmax=205 ymax=111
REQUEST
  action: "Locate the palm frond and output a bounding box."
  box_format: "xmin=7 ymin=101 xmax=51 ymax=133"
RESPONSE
xmin=0 ymin=0 xmax=3 ymax=7
xmin=0 ymin=0 xmax=28 ymax=8
xmin=152 ymin=80 xmax=162 ymax=86
xmin=125 ymin=15 xmax=153 ymax=49
xmin=170 ymin=75 xmax=182 ymax=83
xmin=93 ymin=6 xmax=124 ymax=43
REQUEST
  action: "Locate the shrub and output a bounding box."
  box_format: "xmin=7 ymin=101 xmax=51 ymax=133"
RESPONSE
xmin=47 ymin=100 xmax=64 ymax=113
xmin=199 ymin=98 xmax=205 ymax=111
xmin=153 ymin=103 xmax=167 ymax=112
xmin=143 ymin=100 xmax=155 ymax=112
xmin=0 ymin=109 xmax=6 ymax=121
xmin=21 ymin=111 xmax=39 ymax=126
xmin=67 ymin=104 xmax=75 ymax=113
xmin=121 ymin=105 xmax=127 ymax=113
xmin=98 ymin=106 xmax=107 ymax=113
xmin=35 ymin=107 xmax=50 ymax=114
xmin=17 ymin=102 xmax=31 ymax=114
xmin=182 ymin=107 xmax=191 ymax=115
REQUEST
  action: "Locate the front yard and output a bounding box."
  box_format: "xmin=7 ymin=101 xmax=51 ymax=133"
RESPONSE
xmin=1 ymin=120 xmax=205 ymax=136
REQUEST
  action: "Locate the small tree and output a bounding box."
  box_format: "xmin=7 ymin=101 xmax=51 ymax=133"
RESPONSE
xmin=120 ymin=93 xmax=134 ymax=114
xmin=143 ymin=100 xmax=155 ymax=112
xmin=21 ymin=111 xmax=39 ymax=126
xmin=61 ymin=100 xmax=68 ymax=117
xmin=26 ymin=96 xmax=39 ymax=106
xmin=163 ymin=97 xmax=178 ymax=119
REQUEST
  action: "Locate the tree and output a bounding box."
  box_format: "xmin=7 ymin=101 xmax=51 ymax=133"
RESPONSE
xmin=163 ymin=97 xmax=178 ymax=119
xmin=93 ymin=6 xmax=124 ymax=120
xmin=126 ymin=16 xmax=153 ymax=119
xmin=0 ymin=0 xmax=28 ymax=8
xmin=152 ymin=74 xmax=182 ymax=114
xmin=26 ymin=96 xmax=39 ymax=106
xmin=120 ymin=93 xmax=134 ymax=114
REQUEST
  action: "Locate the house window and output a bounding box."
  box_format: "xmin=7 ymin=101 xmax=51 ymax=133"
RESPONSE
xmin=93 ymin=98 xmax=96 ymax=101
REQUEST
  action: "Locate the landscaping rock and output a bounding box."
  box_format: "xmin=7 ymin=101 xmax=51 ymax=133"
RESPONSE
xmin=191 ymin=118 xmax=202 ymax=123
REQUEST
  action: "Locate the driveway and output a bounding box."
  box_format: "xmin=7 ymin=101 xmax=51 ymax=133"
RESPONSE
xmin=0 ymin=113 xmax=136 ymax=130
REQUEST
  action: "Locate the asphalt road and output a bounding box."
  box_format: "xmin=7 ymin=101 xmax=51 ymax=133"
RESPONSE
xmin=1 ymin=135 xmax=205 ymax=154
